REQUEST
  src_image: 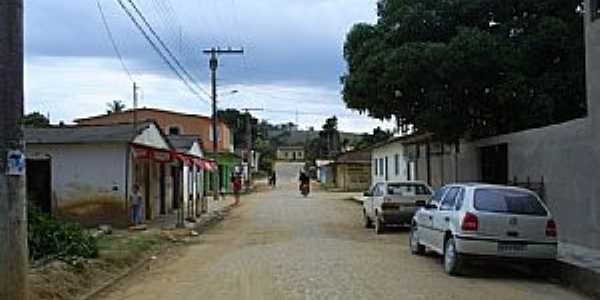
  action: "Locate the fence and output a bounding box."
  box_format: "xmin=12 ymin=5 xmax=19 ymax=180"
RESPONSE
xmin=508 ymin=176 xmax=546 ymax=202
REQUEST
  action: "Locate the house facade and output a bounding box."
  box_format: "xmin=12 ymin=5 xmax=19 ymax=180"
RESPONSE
xmin=276 ymin=146 xmax=305 ymax=161
xmin=25 ymin=122 xmax=216 ymax=227
xmin=75 ymin=108 xmax=240 ymax=194
xmin=330 ymin=150 xmax=371 ymax=192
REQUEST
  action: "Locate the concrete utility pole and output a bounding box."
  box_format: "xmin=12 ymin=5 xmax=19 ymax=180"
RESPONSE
xmin=0 ymin=1 xmax=28 ymax=299
xmin=242 ymin=108 xmax=263 ymax=190
xmin=203 ymin=47 xmax=244 ymax=201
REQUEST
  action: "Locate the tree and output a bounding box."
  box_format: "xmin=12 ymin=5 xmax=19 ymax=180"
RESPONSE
xmin=23 ymin=112 xmax=49 ymax=128
xmin=106 ymin=100 xmax=126 ymax=115
xmin=342 ymin=0 xmax=585 ymax=141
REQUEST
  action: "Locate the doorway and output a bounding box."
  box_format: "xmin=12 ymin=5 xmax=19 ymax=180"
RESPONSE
xmin=26 ymin=159 xmax=52 ymax=214
xmin=172 ymin=166 xmax=181 ymax=210
xmin=480 ymin=144 xmax=508 ymax=184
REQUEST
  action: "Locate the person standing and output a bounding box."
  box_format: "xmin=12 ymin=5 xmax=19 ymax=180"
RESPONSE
xmin=231 ymin=172 xmax=242 ymax=206
xmin=130 ymin=184 xmax=144 ymax=225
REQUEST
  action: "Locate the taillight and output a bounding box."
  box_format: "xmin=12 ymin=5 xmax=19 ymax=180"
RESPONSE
xmin=546 ymin=219 xmax=557 ymax=237
xmin=461 ymin=212 xmax=479 ymax=231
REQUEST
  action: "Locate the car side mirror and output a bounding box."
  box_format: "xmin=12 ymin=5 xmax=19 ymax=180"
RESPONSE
xmin=363 ymin=191 xmax=372 ymax=197
xmin=415 ymin=200 xmax=426 ymax=207
xmin=425 ymin=203 xmax=438 ymax=210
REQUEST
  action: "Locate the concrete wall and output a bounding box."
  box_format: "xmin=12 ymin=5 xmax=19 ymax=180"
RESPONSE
xmin=413 ymin=118 xmax=600 ymax=253
xmin=27 ymin=143 xmax=129 ymax=227
xmin=334 ymin=163 xmax=371 ymax=192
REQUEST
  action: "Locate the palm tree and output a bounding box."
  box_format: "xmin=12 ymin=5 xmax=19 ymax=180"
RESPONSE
xmin=106 ymin=100 xmax=126 ymax=115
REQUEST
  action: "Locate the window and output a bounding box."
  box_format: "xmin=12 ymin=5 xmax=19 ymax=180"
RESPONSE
xmin=385 ymin=156 xmax=389 ymax=180
xmin=430 ymin=186 xmax=448 ymax=206
xmin=387 ymin=183 xmax=432 ymax=196
xmin=374 ymin=183 xmax=385 ymax=196
xmin=379 ymin=158 xmax=384 ymax=176
xmin=168 ymin=126 xmax=181 ymax=135
xmin=474 ymin=188 xmax=548 ymax=216
xmin=373 ymin=159 xmax=378 ymax=176
xmin=440 ymin=187 xmax=460 ymax=210
xmin=394 ymin=154 xmax=399 ymax=176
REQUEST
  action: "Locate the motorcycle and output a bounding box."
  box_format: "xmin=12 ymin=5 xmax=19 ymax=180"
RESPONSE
xmin=300 ymin=182 xmax=310 ymax=197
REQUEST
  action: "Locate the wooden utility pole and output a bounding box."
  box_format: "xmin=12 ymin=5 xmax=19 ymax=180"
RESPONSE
xmin=0 ymin=1 xmax=28 ymax=299
xmin=203 ymin=47 xmax=243 ymax=201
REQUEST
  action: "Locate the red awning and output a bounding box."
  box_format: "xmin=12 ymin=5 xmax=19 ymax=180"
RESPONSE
xmin=132 ymin=144 xmax=173 ymax=163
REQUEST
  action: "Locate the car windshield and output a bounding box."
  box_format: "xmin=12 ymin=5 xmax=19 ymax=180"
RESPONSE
xmin=474 ymin=188 xmax=548 ymax=216
xmin=387 ymin=183 xmax=431 ymax=196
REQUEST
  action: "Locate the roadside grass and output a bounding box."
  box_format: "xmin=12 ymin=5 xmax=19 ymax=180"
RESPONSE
xmin=96 ymin=231 xmax=165 ymax=268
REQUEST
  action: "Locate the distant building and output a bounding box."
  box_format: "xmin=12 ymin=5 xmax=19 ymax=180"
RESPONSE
xmin=330 ymin=149 xmax=371 ymax=192
xmin=276 ymin=146 xmax=305 ymax=161
xmin=75 ymin=108 xmax=234 ymax=153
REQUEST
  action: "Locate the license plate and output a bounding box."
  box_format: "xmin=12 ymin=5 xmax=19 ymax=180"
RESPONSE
xmin=498 ymin=242 xmax=527 ymax=252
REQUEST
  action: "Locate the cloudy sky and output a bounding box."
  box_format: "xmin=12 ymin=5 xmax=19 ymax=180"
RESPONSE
xmin=24 ymin=0 xmax=393 ymax=133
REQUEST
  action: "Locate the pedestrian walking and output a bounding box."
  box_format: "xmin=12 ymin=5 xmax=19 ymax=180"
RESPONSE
xmin=231 ymin=172 xmax=243 ymax=206
xmin=130 ymin=184 xmax=144 ymax=225
xmin=270 ymin=170 xmax=277 ymax=188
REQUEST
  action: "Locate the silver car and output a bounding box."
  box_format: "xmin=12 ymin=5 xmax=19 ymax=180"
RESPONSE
xmin=409 ymin=183 xmax=557 ymax=275
xmin=363 ymin=181 xmax=433 ymax=234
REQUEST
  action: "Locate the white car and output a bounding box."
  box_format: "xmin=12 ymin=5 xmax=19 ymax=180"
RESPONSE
xmin=410 ymin=183 xmax=557 ymax=275
xmin=363 ymin=181 xmax=433 ymax=234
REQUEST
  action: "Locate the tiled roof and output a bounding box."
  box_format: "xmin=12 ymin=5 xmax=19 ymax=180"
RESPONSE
xmin=25 ymin=122 xmax=153 ymax=144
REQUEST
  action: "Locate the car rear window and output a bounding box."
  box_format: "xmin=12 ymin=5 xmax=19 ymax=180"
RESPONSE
xmin=388 ymin=183 xmax=431 ymax=196
xmin=474 ymin=188 xmax=548 ymax=216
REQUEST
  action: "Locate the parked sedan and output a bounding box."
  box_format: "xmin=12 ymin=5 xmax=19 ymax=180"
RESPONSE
xmin=409 ymin=183 xmax=557 ymax=275
xmin=363 ymin=181 xmax=433 ymax=234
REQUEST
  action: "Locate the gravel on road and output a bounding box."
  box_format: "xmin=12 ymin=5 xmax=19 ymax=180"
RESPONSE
xmin=96 ymin=185 xmax=589 ymax=300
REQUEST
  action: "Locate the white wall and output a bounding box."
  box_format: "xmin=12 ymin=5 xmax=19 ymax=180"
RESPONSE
xmin=27 ymin=143 xmax=128 ymax=205
xmin=371 ymin=141 xmax=408 ymax=184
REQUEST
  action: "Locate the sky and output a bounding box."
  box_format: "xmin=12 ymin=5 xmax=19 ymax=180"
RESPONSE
xmin=24 ymin=0 xmax=394 ymax=133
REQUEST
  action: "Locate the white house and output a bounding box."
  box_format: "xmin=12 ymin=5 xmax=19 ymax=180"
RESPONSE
xmin=24 ymin=122 xmax=216 ymax=228
xmin=168 ymin=135 xmax=206 ymax=220
xmin=370 ymin=135 xmax=421 ymax=185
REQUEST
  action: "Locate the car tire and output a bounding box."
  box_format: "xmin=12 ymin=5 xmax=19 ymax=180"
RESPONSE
xmin=363 ymin=210 xmax=373 ymax=228
xmin=374 ymin=217 xmax=384 ymax=234
xmin=443 ymin=237 xmax=465 ymax=276
xmin=409 ymin=225 xmax=425 ymax=255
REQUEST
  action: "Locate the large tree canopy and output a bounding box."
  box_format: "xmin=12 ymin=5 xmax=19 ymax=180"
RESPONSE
xmin=343 ymin=0 xmax=585 ymax=140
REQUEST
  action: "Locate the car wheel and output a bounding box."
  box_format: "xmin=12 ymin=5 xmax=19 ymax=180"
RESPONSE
xmin=443 ymin=237 xmax=465 ymax=276
xmin=363 ymin=210 xmax=373 ymax=228
xmin=374 ymin=217 xmax=384 ymax=234
xmin=409 ymin=225 xmax=425 ymax=255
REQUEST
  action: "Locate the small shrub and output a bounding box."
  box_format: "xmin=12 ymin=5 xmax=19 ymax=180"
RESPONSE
xmin=28 ymin=209 xmax=98 ymax=264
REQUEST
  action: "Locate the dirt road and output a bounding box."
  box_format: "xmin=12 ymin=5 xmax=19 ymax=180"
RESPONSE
xmin=97 ymin=185 xmax=589 ymax=300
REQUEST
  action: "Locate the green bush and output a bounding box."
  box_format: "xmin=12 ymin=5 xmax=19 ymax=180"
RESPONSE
xmin=28 ymin=209 xmax=98 ymax=264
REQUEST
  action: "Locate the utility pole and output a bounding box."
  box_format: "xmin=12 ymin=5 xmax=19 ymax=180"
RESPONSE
xmin=203 ymin=47 xmax=244 ymax=201
xmin=0 ymin=1 xmax=27 ymax=300
xmin=132 ymin=82 xmax=139 ymax=131
xmin=242 ymin=108 xmax=263 ymax=191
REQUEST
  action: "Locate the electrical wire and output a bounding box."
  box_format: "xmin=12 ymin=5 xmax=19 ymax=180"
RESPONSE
xmin=113 ymin=0 xmax=209 ymax=103
xmin=124 ymin=0 xmax=211 ymax=99
xmin=97 ymin=0 xmax=134 ymax=83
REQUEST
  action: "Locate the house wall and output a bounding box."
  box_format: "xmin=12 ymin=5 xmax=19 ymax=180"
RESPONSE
xmin=76 ymin=110 xmax=233 ymax=152
xmin=334 ymin=163 xmax=371 ymax=192
xmin=372 ymin=142 xmax=408 ymax=184
xmin=27 ymin=143 xmax=129 ymax=227
xmin=276 ymin=148 xmax=305 ymax=161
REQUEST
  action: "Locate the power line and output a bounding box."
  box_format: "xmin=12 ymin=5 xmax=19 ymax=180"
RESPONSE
xmin=114 ymin=0 xmax=209 ymax=102
xmin=124 ymin=0 xmax=211 ymax=99
xmin=97 ymin=0 xmax=134 ymax=83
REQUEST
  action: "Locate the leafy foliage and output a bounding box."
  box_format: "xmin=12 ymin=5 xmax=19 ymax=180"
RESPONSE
xmin=343 ymin=0 xmax=585 ymax=140
xmin=23 ymin=112 xmax=50 ymax=128
xmin=106 ymin=100 xmax=126 ymax=115
xmin=28 ymin=209 xmax=98 ymax=264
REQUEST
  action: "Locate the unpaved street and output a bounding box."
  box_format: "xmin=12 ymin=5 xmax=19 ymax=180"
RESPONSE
xmin=97 ymin=185 xmax=588 ymax=300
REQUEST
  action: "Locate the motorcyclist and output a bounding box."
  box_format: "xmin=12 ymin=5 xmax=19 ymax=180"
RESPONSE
xmin=299 ymin=170 xmax=310 ymax=195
